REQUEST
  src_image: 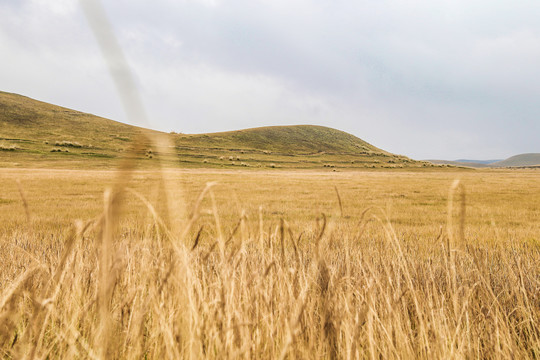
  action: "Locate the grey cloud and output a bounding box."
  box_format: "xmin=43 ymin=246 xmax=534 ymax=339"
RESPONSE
xmin=1 ymin=0 xmax=539 ymax=159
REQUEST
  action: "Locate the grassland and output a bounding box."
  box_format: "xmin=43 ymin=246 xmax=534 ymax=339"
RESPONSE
xmin=1 ymin=167 xmax=539 ymax=358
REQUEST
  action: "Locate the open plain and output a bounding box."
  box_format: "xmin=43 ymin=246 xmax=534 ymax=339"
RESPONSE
xmin=1 ymin=167 xmax=539 ymax=358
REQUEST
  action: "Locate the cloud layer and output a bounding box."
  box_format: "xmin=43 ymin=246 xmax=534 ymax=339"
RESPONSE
xmin=1 ymin=0 xmax=539 ymax=159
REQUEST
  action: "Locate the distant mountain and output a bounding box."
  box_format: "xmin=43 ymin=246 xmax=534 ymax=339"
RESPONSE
xmin=455 ymin=159 xmax=502 ymax=165
xmin=428 ymin=154 xmax=540 ymax=168
xmin=426 ymin=160 xmax=491 ymax=168
xmin=490 ymin=153 xmax=540 ymax=168
xmin=0 ymin=91 xmax=425 ymax=169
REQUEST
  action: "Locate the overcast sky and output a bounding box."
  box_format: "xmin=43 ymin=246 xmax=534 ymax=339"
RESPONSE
xmin=1 ymin=0 xmax=539 ymax=159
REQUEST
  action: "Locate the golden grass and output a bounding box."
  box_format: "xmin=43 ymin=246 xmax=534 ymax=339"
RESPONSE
xmin=0 ymin=168 xmax=539 ymax=359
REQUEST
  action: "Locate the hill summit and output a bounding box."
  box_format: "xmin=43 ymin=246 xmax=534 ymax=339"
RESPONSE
xmin=0 ymin=91 xmax=424 ymax=169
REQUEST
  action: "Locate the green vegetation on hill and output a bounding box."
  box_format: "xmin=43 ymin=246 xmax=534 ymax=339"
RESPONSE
xmin=176 ymin=125 xmax=386 ymax=155
xmin=0 ymin=91 xmax=434 ymax=169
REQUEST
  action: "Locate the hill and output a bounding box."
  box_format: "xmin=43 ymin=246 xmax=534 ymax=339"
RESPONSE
xmin=176 ymin=125 xmax=385 ymax=155
xmin=172 ymin=126 xmax=426 ymax=169
xmin=0 ymin=91 xmax=428 ymax=169
xmin=490 ymin=153 xmax=540 ymax=168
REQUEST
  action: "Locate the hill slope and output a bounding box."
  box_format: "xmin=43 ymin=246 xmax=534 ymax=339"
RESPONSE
xmin=0 ymin=91 xmax=147 ymax=167
xmin=0 ymin=91 xmax=425 ymax=169
xmin=490 ymin=153 xmax=540 ymax=167
xmin=0 ymin=91 xmax=140 ymax=142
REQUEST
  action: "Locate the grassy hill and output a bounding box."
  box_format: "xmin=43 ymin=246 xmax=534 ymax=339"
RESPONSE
xmin=0 ymin=91 xmax=430 ymax=169
xmin=176 ymin=125 xmax=386 ymax=155
xmin=490 ymin=153 xmax=540 ymax=168
xmin=172 ymin=126 xmax=428 ymax=169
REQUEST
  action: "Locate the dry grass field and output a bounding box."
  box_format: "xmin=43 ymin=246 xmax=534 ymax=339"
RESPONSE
xmin=0 ymin=167 xmax=539 ymax=359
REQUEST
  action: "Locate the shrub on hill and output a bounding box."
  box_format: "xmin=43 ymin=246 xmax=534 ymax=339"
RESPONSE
xmin=55 ymin=141 xmax=83 ymax=148
xmin=0 ymin=144 xmax=19 ymax=151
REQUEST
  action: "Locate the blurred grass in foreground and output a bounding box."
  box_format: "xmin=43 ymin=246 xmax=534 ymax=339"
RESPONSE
xmin=0 ymin=168 xmax=538 ymax=359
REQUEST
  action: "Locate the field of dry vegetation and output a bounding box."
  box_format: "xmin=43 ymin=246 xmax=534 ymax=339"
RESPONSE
xmin=0 ymin=167 xmax=539 ymax=359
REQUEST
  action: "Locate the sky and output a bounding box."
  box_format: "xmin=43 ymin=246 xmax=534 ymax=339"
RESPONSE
xmin=1 ymin=0 xmax=539 ymax=160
